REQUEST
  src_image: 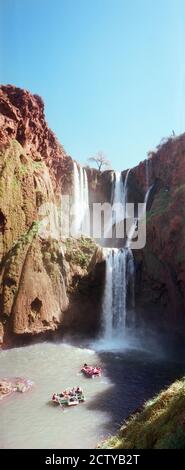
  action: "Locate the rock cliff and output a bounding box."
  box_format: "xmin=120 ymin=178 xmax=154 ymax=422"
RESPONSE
xmin=0 ymin=85 xmax=103 ymax=347
xmin=131 ymin=135 xmax=185 ymax=326
xmin=0 ymin=85 xmax=71 ymax=191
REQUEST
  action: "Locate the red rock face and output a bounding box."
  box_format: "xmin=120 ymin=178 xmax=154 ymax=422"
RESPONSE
xmin=86 ymin=168 xmax=113 ymax=204
xmin=132 ymin=134 xmax=185 ymax=192
xmin=0 ymin=85 xmax=71 ymax=191
xmin=0 ymin=86 xmax=73 ymax=346
xmin=131 ymin=136 xmax=185 ymax=325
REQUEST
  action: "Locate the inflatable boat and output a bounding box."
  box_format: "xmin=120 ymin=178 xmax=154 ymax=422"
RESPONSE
xmin=51 ymin=389 xmax=85 ymax=408
xmin=81 ymin=365 xmax=102 ymax=378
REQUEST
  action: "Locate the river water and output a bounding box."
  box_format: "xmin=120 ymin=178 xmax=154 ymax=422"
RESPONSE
xmin=0 ymin=338 xmax=185 ymax=449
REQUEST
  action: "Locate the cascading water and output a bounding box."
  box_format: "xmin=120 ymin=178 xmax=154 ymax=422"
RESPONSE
xmin=112 ymin=169 xmax=131 ymax=224
xmin=82 ymin=167 xmax=90 ymax=234
xmin=145 ymin=156 xmax=152 ymax=191
xmin=102 ymin=248 xmax=127 ymax=339
xmin=102 ymin=169 xmax=135 ymax=340
xmin=127 ymin=248 xmax=135 ymax=316
xmin=126 ymin=182 xmax=154 ymax=249
xmin=144 ymin=183 xmax=154 ymax=208
xmin=72 ymin=162 xmax=90 ymax=236
xmin=123 ymin=168 xmax=131 ymax=218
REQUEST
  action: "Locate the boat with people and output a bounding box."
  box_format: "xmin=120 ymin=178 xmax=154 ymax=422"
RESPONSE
xmin=51 ymin=387 xmax=85 ymax=408
xmin=81 ymin=364 xmax=102 ymax=378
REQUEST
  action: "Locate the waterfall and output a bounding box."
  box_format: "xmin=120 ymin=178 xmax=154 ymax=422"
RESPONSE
xmin=102 ymin=248 xmax=127 ymax=339
xmin=110 ymin=171 xmax=124 ymax=235
xmin=101 ymin=163 xmax=155 ymax=344
xmin=113 ymin=171 xmax=124 ymax=206
xmin=111 ymin=169 xmax=130 ymax=236
xmin=72 ymin=162 xmax=90 ymax=236
xmin=113 ymin=169 xmax=131 ymax=212
xmin=123 ymin=168 xmax=131 ymax=218
xmin=126 ymin=183 xmax=154 ymax=249
xmin=144 ymin=183 xmax=154 ymax=208
xmin=127 ymin=248 xmax=135 ymax=311
xmin=102 ymin=169 xmax=135 ymax=340
xmin=73 ymin=162 xmax=81 ymax=235
xmin=145 ymin=157 xmax=151 ymax=191
xmin=83 ymin=167 xmax=90 ymax=234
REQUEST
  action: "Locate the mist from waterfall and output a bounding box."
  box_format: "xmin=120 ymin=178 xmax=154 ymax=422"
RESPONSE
xmin=72 ymin=162 xmax=90 ymax=236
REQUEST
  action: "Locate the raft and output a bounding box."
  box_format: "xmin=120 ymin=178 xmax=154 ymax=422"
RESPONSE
xmin=51 ymin=390 xmax=85 ymax=408
xmin=81 ymin=366 xmax=102 ymax=378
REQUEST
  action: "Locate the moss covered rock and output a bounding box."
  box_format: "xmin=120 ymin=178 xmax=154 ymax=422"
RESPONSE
xmin=100 ymin=377 xmax=185 ymax=449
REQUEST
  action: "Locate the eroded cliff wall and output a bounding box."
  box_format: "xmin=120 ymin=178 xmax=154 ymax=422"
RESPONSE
xmin=0 ymin=85 xmax=104 ymax=347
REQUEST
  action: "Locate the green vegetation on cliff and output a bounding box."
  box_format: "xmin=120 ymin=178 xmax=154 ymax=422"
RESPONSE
xmin=100 ymin=378 xmax=185 ymax=449
xmin=0 ymin=140 xmax=48 ymax=258
xmin=146 ymin=188 xmax=171 ymax=222
xmin=65 ymin=236 xmax=97 ymax=270
xmin=0 ymin=222 xmax=41 ymax=320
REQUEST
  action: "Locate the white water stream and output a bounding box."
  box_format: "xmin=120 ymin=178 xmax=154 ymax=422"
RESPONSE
xmin=102 ymin=170 xmax=135 ymax=339
xmin=72 ymin=162 xmax=90 ymax=236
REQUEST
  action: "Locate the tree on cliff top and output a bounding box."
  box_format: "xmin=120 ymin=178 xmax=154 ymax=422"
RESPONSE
xmin=87 ymin=151 xmax=111 ymax=171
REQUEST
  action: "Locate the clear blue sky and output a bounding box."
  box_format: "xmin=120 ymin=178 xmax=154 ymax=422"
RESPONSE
xmin=1 ymin=0 xmax=185 ymax=170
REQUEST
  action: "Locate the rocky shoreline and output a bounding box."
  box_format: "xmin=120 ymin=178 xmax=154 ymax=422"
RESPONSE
xmin=0 ymin=377 xmax=34 ymax=400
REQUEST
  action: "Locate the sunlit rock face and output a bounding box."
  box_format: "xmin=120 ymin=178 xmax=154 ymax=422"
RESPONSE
xmin=0 ymin=84 xmax=72 ymax=192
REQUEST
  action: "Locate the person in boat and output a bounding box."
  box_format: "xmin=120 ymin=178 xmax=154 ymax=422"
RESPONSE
xmin=69 ymin=396 xmax=76 ymax=402
xmin=69 ymin=387 xmax=76 ymax=396
xmin=59 ymin=389 xmax=68 ymax=397
xmin=75 ymin=386 xmax=83 ymax=395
